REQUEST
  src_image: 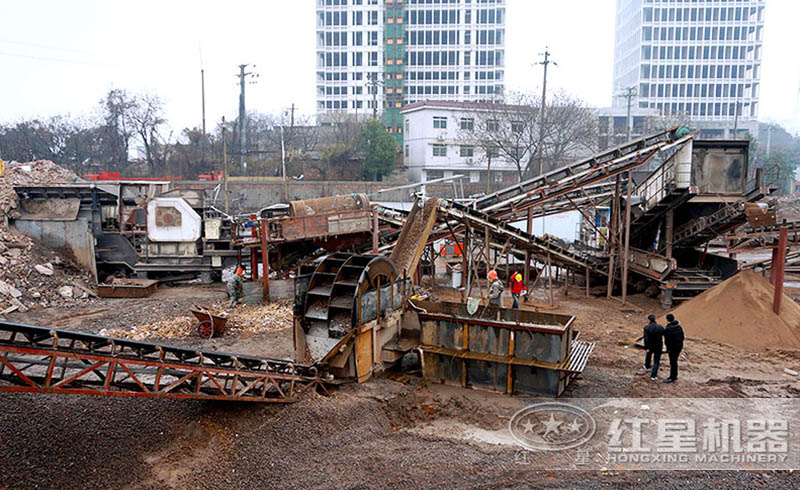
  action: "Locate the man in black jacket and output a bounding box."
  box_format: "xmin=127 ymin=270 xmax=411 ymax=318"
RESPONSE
xmin=663 ymin=313 xmax=685 ymax=383
xmin=643 ymin=314 xmax=664 ymax=380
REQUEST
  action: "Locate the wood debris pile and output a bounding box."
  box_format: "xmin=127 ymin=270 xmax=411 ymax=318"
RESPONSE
xmin=100 ymin=316 xmax=196 ymax=341
xmin=227 ymin=301 xmax=293 ymax=334
xmin=97 ymin=301 xmax=293 ymax=341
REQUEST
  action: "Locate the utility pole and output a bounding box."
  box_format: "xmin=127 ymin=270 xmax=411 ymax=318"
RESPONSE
xmin=486 ymin=151 xmax=492 ymax=194
xmin=236 ymin=64 xmax=258 ymax=174
xmin=201 ymin=69 xmax=206 ymax=136
xmin=619 ymin=86 xmax=637 ymax=142
xmin=222 ymin=117 xmax=229 ymax=214
xmin=280 ymin=125 xmax=287 ymax=202
xmin=767 ymin=124 xmax=772 ymax=158
xmin=536 ymin=48 xmax=556 ymax=176
xmin=289 ymin=103 xmax=296 ymax=158
xmin=367 ymin=73 xmax=382 ymax=120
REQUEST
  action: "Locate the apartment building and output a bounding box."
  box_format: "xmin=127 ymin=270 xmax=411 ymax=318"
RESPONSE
xmin=315 ymin=0 xmax=506 ymax=138
xmin=612 ymin=0 xmax=765 ymax=135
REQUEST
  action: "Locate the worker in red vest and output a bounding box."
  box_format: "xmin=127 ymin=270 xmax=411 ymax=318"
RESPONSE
xmin=510 ymin=271 xmax=526 ymax=309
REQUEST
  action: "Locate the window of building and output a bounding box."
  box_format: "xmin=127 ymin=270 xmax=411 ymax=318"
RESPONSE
xmin=433 ymin=116 xmax=447 ymax=129
xmin=511 ymin=121 xmax=524 ymax=133
xmin=460 ymin=117 xmax=474 ymax=131
xmin=460 ymin=146 xmax=474 ymax=158
xmin=404 ymin=145 xmax=409 ymax=157
xmin=486 ymin=119 xmax=499 ymax=132
xmin=426 ymin=170 xmax=444 ymax=180
xmin=432 ymin=144 xmax=447 ymax=157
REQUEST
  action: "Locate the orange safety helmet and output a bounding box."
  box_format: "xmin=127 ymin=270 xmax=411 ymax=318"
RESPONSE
xmin=236 ymin=267 xmax=244 ymax=276
xmin=487 ymin=269 xmax=498 ymax=281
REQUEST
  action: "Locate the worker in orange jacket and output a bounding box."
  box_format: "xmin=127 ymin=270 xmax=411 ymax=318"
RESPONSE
xmin=509 ymin=271 xmax=526 ymax=309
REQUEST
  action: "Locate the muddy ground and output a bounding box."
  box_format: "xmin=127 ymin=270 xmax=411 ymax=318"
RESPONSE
xmin=2 ymin=281 xmax=800 ymax=489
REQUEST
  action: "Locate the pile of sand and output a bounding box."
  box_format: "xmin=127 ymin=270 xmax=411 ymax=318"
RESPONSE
xmin=663 ymin=270 xmax=800 ymax=352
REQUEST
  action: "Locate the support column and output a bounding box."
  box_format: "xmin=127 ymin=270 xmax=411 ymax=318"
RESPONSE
xmin=621 ymin=171 xmax=633 ymax=304
xmin=665 ymin=209 xmax=674 ymax=259
xmin=585 ymin=267 xmax=590 ymax=297
xmin=372 ymin=207 xmax=379 ymax=254
xmin=524 ymin=207 xmax=533 ymax=303
xmin=251 ymin=247 xmax=259 ymax=281
xmin=484 ymin=226 xmax=491 ymax=273
xmin=607 ymin=175 xmax=620 ymax=298
xmin=774 ymin=226 xmax=788 ymax=315
xmin=770 ymin=247 xmax=779 ymax=285
xmin=547 ymin=253 xmax=553 ymax=307
xmin=260 ymin=220 xmax=270 ymax=302
xmin=461 ymin=225 xmax=469 ymax=296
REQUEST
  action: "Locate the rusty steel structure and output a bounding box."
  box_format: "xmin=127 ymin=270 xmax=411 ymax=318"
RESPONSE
xmin=0 ymin=322 xmax=326 ymax=402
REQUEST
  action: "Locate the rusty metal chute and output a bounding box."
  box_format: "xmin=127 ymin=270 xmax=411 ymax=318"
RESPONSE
xmin=289 ymin=194 xmax=370 ymax=218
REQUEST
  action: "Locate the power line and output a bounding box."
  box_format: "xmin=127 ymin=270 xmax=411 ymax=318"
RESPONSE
xmin=0 ymin=50 xmax=103 ymax=66
xmin=0 ymin=39 xmax=92 ymax=55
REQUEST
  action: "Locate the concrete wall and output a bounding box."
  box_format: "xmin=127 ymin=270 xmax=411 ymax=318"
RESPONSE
xmin=14 ymin=218 xmax=96 ymax=279
xmin=242 ymin=279 xmax=295 ymax=303
xmin=174 ymin=180 xmax=513 ymax=211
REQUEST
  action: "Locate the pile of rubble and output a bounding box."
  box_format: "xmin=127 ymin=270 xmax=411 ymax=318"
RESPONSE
xmin=0 ymin=160 xmax=93 ymax=314
xmin=1 ymin=159 xmax=80 ymax=228
xmin=769 ymin=195 xmax=800 ymax=220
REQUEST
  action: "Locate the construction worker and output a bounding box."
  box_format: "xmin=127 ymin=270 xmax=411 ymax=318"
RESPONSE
xmin=487 ymin=269 xmax=504 ymax=307
xmin=509 ymin=271 xmax=526 ymax=309
xmin=643 ymin=314 xmax=664 ymax=380
xmin=663 ymin=313 xmax=685 ymax=384
xmin=227 ymin=267 xmax=244 ymax=308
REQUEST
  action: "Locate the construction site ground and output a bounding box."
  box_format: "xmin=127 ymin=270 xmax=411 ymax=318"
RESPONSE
xmin=2 ymin=282 xmax=800 ymax=489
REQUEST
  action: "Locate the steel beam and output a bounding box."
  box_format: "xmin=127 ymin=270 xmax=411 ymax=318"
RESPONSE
xmin=0 ymin=322 xmax=324 ymax=403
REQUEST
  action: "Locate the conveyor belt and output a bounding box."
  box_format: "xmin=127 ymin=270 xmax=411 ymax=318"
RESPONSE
xmin=0 ymin=322 xmax=326 ymax=403
xmin=437 ymin=199 xmax=610 ymax=276
xmin=474 ymin=127 xmax=690 ymax=218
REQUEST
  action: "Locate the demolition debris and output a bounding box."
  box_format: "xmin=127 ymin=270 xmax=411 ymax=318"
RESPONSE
xmin=0 ymin=160 xmax=94 ymax=314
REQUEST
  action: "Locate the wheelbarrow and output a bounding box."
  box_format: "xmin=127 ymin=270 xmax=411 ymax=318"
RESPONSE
xmin=190 ymin=305 xmax=229 ymax=339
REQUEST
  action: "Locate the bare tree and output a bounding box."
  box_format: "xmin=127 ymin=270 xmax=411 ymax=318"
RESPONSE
xmin=455 ymin=91 xmax=598 ymax=182
xmin=125 ymin=93 xmax=168 ymax=176
xmin=541 ymin=91 xmax=598 ymax=173
xmin=454 ymin=94 xmax=539 ymax=182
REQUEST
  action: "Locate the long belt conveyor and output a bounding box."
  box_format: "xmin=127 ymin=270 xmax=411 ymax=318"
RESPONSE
xmin=474 ymin=126 xmax=690 ymax=220
xmin=381 ymin=128 xmax=695 ymax=279
xmin=436 ymin=199 xmax=610 ymax=276
xmin=0 ymin=321 xmax=326 ymax=403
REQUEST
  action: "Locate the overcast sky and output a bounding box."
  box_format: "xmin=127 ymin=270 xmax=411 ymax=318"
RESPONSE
xmin=1 ymin=0 xmax=798 ymax=135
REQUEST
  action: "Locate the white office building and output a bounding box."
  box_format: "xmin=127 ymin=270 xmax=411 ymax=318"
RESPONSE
xmin=315 ymin=0 xmax=506 ymax=136
xmin=612 ymin=0 xmax=765 ymax=132
xmin=400 ymin=101 xmax=520 ymax=184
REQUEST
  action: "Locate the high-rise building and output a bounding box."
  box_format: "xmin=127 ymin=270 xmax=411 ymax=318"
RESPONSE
xmin=315 ymin=0 xmax=506 ymax=139
xmin=612 ymin=0 xmax=765 ymax=135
